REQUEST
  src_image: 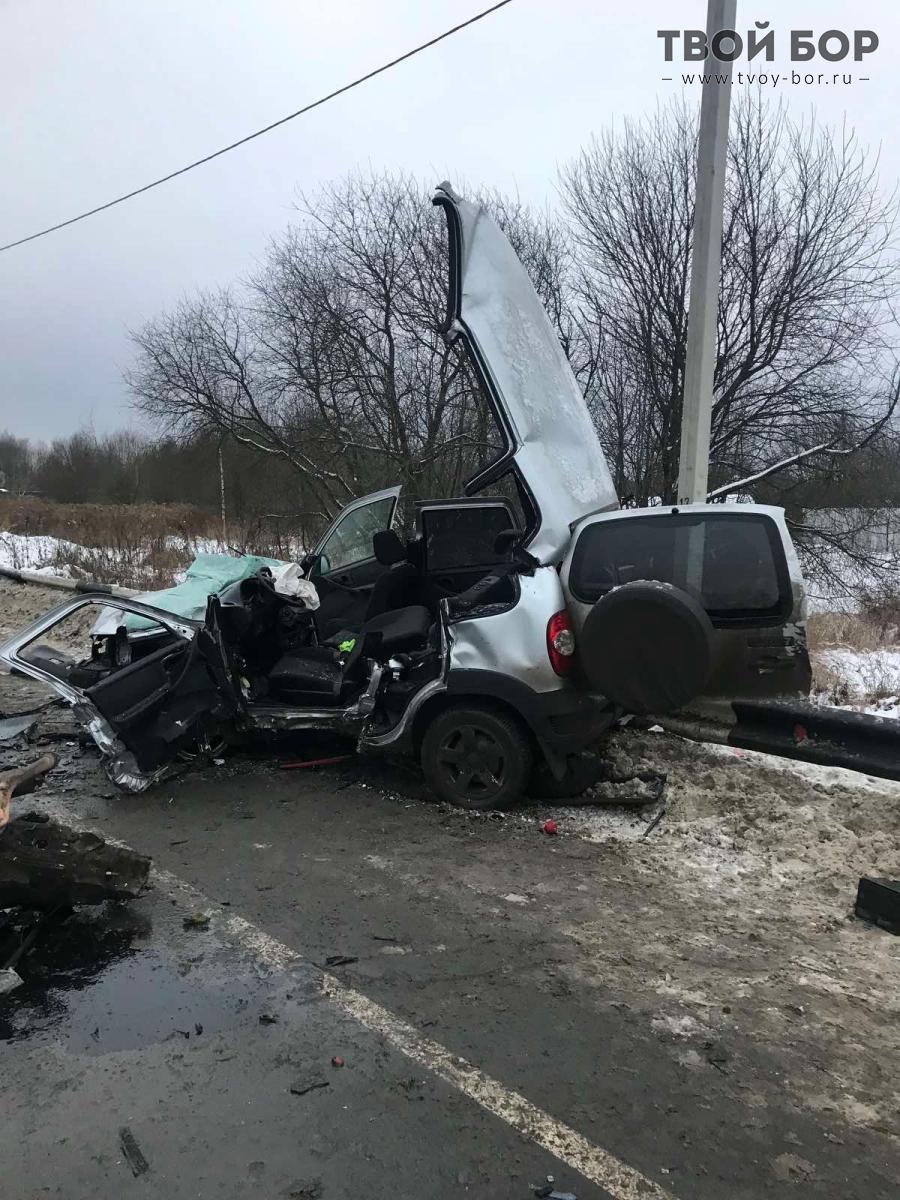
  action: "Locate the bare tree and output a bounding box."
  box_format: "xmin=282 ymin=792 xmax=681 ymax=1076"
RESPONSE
xmin=560 ymin=93 xmax=900 ymax=507
xmin=128 ymin=172 xmax=574 ymax=520
xmin=127 ymin=288 xmax=355 ymax=520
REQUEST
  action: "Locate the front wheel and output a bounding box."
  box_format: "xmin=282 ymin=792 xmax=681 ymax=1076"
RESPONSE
xmin=420 ymin=704 xmax=532 ymax=811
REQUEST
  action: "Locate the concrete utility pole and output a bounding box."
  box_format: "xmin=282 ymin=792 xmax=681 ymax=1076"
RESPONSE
xmin=218 ymin=440 xmax=227 ymax=547
xmin=677 ymin=0 xmax=737 ymax=505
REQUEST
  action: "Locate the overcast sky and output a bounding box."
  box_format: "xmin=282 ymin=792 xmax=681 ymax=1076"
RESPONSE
xmin=3 ymin=0 xmax=898 ymax=441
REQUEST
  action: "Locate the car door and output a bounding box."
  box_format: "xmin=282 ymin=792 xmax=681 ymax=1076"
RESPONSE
xmin=560 ymin=503 xmax=812 ymax=707
xmin=0 ymin=594 xmax=232 ymax=777
xmin=417 ymin=499 xmax=518 ymax=598
xmin=308 ymin=486 xmax=401 ymax=638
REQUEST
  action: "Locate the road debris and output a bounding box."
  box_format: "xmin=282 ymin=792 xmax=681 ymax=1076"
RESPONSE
xmin=0 ymin=714 xmax=37 ymax=744
xmin=119 ymin=1126 xmax=150 ymax=1177
xmin=331 ymin=1054 xmax=344 ymax=1067
xmin=0 ymin=966 xmax=23 ymax=994
xmin=280 ymin=755 xmax=352 ymax=770
xmin=259 ymin=1012 xmax=279 ymax=1025
xmin=641 ymin=804 xmax=667 ymax=840
xmin=542 ymin=819 xmax=558 ymax=836
xmin=0 ymin=813 xmax=150 ymax=910
xmin=289 ymin=1072 xmax=330 ymax=1097
xmin=587 ymin=774 xmax=666 ymax=805
xmin=182 ymin=912 xmax=211 ymax=930
xmin=0 ymin=752 xmax=57 ymax=830
xmin=855 ymin=876 xmax=900 ymax=935
xmin=284 ymin=1180 xmax=323 ymax=1199
xmin=705 ymin=1039 xmax=730 ymax=1073
xmin=323 ymin=953 xmax=358 ymax=967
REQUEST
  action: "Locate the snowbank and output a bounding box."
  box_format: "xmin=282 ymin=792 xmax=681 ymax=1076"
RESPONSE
xmin=0 ymin=532 xmax=81 ymax=576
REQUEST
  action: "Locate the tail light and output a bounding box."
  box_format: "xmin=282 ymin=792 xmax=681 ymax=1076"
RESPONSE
xmin=547 ymin=610 xmax=575 ymax=676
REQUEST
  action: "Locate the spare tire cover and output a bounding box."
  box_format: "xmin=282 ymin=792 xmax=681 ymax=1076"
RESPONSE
xmin=579 ymin=580 xmax=715 ymax=714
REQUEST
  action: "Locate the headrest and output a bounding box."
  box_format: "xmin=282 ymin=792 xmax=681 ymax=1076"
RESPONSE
xmin=373 ymin=529 xmax=406 ymax=566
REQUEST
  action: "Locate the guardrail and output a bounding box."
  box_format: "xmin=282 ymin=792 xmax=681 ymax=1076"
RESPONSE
xmin=661 ymin=697 xmax=900 ymax=784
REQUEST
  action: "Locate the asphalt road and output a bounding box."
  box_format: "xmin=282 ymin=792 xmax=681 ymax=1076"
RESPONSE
xmin=2 ymin=683 xmax=899 ymax=1199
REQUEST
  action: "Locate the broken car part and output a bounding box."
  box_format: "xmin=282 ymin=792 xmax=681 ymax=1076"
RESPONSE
xmin=0 ymin=753 xmax=58 ymax=830
xmin=0 ymin=714 xmax=38 ymax=744
xmin=0 ymin=814 xmax=151 ymax=908
xmin=855 ymin=877 xmax=900 ymax=935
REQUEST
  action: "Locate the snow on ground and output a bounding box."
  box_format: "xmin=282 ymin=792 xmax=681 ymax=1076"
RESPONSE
xmin=0 ymin=532 xmax=83 ymax=576
xmin=544 ymin=727 xmax=900 ymax=901
xmin=535 ymin=727 xmax=900 ymax=1143
xmin=0 ymin=531 xmax=306 ymax=586
xmin=0 ymin=530 xmax=234 ymax=576
xmin=816 ymin=647 xmax=900 ymax=718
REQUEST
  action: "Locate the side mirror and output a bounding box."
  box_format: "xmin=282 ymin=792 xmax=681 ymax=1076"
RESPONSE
xmin=300 ymin=552 xmax=320 ymax=574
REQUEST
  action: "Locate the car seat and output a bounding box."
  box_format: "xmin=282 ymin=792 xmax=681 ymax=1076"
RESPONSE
xmin=320 ymin=529 xmax=421 ymax=648
xmin=267 ymin=604 xmax=433 ymax=706
xmin=364 ymin=530 xmax=420 ymax=621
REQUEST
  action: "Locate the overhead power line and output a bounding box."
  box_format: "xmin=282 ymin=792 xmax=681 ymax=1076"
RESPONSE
xmin=0 ymin=0 xmax=514 ymax=254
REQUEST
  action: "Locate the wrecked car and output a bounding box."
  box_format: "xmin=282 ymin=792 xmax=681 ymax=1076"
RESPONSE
xmin=0 ymin=184 xmax=817 ymax=808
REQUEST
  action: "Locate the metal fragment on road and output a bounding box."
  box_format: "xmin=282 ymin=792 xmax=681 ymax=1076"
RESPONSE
xmin=289 ymin=1072 xmax=330 ymax=1097
xmin=119 ymin=1126 xmax=150 ymax=1177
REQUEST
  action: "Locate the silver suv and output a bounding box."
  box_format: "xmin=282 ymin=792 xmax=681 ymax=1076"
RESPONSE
xmin=0 ymin=185 xmax=811 ymax=808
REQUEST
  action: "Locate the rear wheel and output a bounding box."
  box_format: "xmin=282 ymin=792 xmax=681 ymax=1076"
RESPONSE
xmin=420 ymin=704 xmax=532 ymax=811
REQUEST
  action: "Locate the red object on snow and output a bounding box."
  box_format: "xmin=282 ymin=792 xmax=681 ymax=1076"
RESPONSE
xmin=542 ymin=819 xmax=558 ymax=836
xmin=331 ymin=1055 xmax=345 ymax=1068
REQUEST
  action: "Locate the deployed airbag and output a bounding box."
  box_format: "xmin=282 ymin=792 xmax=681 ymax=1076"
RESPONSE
xmin=93 ymin=552 xmax=290 ymax=635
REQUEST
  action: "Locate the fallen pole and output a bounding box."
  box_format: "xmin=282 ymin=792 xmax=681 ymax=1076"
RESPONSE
xmin=0 ymin=564 xmax=137 ymax=597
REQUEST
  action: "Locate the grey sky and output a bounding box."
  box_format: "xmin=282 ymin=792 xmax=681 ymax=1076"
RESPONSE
xmin=2 ymin=0 xmax=898 ymax=441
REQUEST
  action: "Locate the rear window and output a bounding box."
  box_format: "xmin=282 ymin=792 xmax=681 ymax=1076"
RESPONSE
xmin=569 ymin=512 xmax=791 ymax=623
xmin=421 ymin=505 xmax=517 ymax=572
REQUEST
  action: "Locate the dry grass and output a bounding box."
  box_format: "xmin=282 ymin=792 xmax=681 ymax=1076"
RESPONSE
xmin=0 ymin=498 xmax=306 ymax=590
xmin=0 ymin=496 xmax=218 ymax=547
xmin=807 ymin=611 xmax=886 ymax=656
xmin=808 ymin=609 xmax=900 ymax=706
